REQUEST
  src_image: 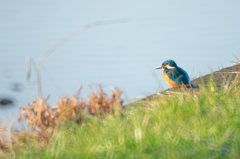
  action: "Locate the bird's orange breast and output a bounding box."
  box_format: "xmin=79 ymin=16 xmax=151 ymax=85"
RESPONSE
xmin=163 ymin=71 xmax=182 ymax=88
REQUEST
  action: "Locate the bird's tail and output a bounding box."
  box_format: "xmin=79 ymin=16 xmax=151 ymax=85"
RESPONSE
xmin=190 ymin=82 xmax=198 ymax=88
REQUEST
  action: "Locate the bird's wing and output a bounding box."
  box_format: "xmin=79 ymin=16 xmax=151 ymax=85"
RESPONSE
xmin=177 ymin=67 xmax=190 ymax=83
xmin=178 ymin=67 xmax=197 ymax=87
xmin=166 ymin=68 xmax=189 ymax=84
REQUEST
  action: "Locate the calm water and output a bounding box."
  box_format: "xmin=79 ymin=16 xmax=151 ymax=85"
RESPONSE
xmin=1 ymin=0 xmax=240 ymax=129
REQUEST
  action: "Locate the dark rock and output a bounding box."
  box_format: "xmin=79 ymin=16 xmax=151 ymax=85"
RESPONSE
xmin=0 ymin=98 xmax=13 ymax=105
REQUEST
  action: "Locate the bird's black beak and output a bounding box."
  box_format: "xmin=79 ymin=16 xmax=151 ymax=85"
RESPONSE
xmin=154 ymin=65 xmax=163 ymax=69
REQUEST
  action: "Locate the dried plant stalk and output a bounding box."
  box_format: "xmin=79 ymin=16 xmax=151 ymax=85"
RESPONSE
xmin=0 ymin=86 xmax=124 ymax=154
xmin=18 ymin=86 xmax=123 ymax=134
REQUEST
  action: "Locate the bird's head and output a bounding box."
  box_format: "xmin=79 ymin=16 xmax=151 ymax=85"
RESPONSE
xmin=154 ymin=59 xmax=177 ymax=70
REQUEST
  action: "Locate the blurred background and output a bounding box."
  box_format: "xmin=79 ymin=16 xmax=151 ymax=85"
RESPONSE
xmin=0 ymin=0 xmax=240 ymax=129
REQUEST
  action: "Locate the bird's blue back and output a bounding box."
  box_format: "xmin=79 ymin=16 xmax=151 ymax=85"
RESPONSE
xmin=163 ymin=66 xmax=189 ymax=84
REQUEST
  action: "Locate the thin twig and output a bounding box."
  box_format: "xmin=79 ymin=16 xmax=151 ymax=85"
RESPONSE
xmin=216 ymin=72 xmax=240 ymax=73
xmin=75 ymin=86 xmax=83 ymax=99
xmin=27 ymin=19 xmax=131 ymax=98
xmin=37 ymin=19 xmax=131 ymax=64
xmin=165 ymin=91 xmax=187 ymax=94
xmin=128 ymin=95 xmax=146 ymax=101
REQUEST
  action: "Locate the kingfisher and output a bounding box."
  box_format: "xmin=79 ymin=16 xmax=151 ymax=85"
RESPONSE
xmin=154 ymin=59 xmax=196 ymax=88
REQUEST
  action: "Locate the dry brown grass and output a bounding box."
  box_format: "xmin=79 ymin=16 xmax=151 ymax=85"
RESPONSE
xmin=0 ymin=124 xmax=14 ymax=154
xmin=0 ymin=86 xmax=124 ymax=154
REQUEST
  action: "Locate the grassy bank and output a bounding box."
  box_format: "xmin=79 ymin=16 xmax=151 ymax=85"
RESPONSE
xmin=2 ymin=75 xmax=240 ymax=158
